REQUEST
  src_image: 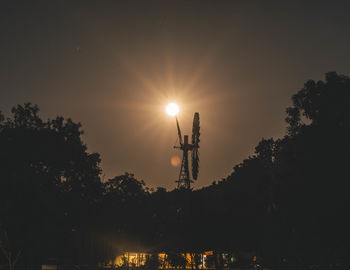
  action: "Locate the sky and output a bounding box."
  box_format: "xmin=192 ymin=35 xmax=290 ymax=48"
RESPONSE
xmin=1 ymin=0 xmax=350 ymax=189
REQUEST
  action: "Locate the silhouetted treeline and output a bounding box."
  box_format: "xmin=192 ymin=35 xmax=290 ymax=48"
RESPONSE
xmin=1 ymin=72 xmax=349 ymax=270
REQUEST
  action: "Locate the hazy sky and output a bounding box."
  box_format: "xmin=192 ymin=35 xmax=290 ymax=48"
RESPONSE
xmin=1 ymin=0 xmax=350 ymax=189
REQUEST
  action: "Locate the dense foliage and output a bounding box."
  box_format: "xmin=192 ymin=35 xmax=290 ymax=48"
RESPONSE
xmin=1 ymin=72 xmax=349 ymax=270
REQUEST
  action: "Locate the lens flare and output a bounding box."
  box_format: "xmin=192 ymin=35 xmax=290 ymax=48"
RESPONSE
xmin=170 ymin=155 xmax=181 ymax=167
xmin=166 ymin=103 xmax=179 ymax=116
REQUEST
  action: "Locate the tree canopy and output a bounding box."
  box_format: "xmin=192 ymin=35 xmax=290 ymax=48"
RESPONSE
xmin=1 ymin=72 xmax=349 ymax=270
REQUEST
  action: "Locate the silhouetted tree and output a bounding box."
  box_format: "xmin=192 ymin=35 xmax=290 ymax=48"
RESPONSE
xmin=165 ymin=253 xmax=187 ymax=269
xmin=0 ymin=103 xmax=103 ymax=268
xmin=0 ymin=229 xmax=21 ymax=270
xmin=144 ymin=253 xmax=159 ymax=270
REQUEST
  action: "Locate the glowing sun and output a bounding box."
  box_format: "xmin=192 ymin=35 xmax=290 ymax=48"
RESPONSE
xmin=166 ymin=103 xmax=179 ymax=117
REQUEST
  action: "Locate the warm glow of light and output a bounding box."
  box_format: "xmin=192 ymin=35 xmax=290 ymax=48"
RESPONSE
xmin=170 ymin=155 xmax=181 ymax=167
xmin=166 ymin=102 xmax=179 ymax=116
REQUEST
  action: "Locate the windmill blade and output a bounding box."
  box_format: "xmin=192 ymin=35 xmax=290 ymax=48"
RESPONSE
xmin=192 ymin=150 xmax=199 ymax=180
xmin=191 ymin=113 xmax=200 ymax=146
xmin=176 ymin=117 xmax=183 ymax=145
xmin=191 ymin=112 xmax=200 ymax=180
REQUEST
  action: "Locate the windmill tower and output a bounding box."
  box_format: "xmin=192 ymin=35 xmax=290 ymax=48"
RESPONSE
xmin=174 ymin=113 xmax=200 ymax=189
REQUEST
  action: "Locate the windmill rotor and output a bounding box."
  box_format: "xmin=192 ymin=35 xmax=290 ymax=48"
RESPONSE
xmin=191 ymin=112 xmax=200 ymax=180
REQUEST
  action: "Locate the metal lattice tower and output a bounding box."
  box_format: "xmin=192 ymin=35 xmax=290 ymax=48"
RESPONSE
xmin=175 ymin=135 xmax=192 ymax=189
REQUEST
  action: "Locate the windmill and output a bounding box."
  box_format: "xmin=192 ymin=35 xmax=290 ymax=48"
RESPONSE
xmin=173 ymin=112 xmax=200 ymax=189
